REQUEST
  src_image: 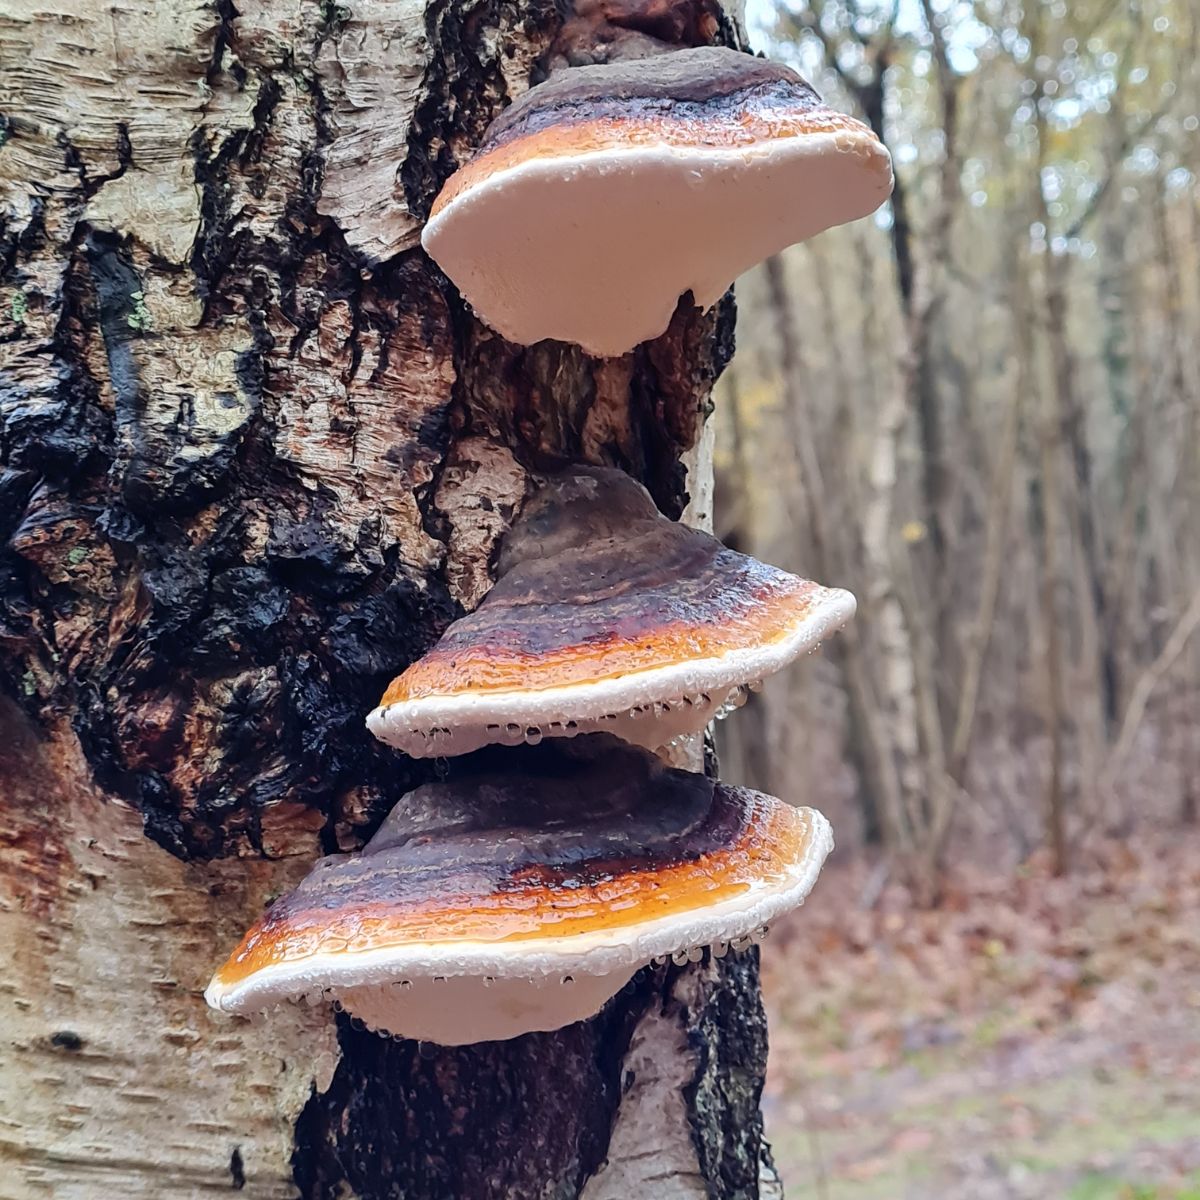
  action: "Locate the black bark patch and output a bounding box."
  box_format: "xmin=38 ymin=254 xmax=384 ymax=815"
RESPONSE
xmin=229 ymin=1146 xmax=246 ymax=1190
xmin=293 ymin=966 xmax=655 ymax=1200
xmin=3 ymin=132 xmax=458 ymax=860
xmin=86 ymin=232 xmax=257 ymax=514
xmin=401 ymin=0 xmax=560 ymax=221
xmin=293 ymin=952 xmax=771 ymax=1200
xmin=685 ymin=947 xmax=770 ymax=1199
xmin=0 ymin=357 xmax=111 ymax=482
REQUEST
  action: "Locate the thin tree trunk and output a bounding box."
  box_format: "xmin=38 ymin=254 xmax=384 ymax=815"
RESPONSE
xmin=1043 ymin=218 xmax=1117 ymax=743
xmin=1154 ymin=178 xmax=1200 ymax=826
xmin=1022 ymin=16 xmax=1070 ymax=876
xmin=1107 ymin=586 xmax=1200 ymax=775
xmin=762 ymin=253 xmax=894 ymax=845
xmin=860 ymin=356 xmax=925 ymax=866
xmin=1033 ymin=257 xmax=1070 ymax=878
xmin=912 ymin=0 xmax=963 ymax=720
xmin=946 ymin=314 xmax=1024 ymax=787
xmin=712 ymin=368 xmax=775 ymax=795
xmin=0 ymin=3 xmax=776 ymax=1197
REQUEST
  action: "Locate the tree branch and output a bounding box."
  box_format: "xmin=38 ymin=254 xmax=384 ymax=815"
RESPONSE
xmin=1108 ymin=586 xmax=1200 ymax=773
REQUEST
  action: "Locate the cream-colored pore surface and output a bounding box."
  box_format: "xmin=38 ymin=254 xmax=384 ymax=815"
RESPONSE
xmin=423 ymin=135 xmax=891 ymax=356
xmin=336 ymin=970 xmax=638 ymax=1044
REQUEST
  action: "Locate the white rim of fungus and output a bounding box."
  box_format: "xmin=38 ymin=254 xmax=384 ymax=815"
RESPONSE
xmin=365 ymin=586 xmax=855 ymax=757
xmin=205 ymin=807 xmax=832 ymax=1016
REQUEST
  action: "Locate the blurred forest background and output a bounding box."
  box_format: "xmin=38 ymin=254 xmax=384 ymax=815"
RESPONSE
xmin=716 ymin=1 xmax=1200 ymax=1196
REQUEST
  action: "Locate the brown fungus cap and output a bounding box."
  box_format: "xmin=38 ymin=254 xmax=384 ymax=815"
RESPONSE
xmin=421 ymin=45 xmax=893 ymax=356
xmin=205 ymin=739 xmax=833 ymax=1044
xmin=367 ymin=466 xmax=855 ymax=759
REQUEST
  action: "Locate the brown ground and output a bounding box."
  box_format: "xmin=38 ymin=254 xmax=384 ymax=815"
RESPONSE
xmin=761 ymin=827 xmax=1200 ymax=1200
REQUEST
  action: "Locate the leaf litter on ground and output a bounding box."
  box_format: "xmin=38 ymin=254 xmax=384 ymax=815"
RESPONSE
xmin=761 ymin=827 xmax=1200 ymax=1199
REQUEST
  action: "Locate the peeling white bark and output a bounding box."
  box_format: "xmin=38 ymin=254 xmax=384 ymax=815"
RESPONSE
xmin=268 ymin=288 xmax=456 ymax=572
xmin=434 ymin=436 xmax=528 ymax=609
xmin=0 ymin=0 xmax=215 ymax=261
xmin=580 ymin=970 xmax=710 ymax=1200
xmin=0 ymin=712 xmax=338 ymax=1200
xmin=314 ymin=0 xmax=429 ymax=260
xmin=682 ymin=411 xmax=716 ymax=534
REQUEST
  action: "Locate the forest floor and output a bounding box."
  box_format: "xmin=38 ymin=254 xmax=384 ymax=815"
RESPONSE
xmin=761 ymin=824 xmax=1200 ymax=1200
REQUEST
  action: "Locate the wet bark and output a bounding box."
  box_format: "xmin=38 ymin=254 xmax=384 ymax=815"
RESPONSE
xmin=0 ymin=1 xmax=776 ymax=1196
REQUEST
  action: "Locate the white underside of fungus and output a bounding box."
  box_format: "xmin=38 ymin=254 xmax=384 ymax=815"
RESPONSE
xmin=423 ymin=135 xmax=892 ymax=357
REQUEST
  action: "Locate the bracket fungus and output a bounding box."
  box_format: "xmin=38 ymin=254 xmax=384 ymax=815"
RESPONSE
xmin=368 ymin=466 xmax=856 ymax=759
xmin=205 ymin=740 xmax=832 ymax=1045
xmin=422 ymin=45 xmax=893 ymax=356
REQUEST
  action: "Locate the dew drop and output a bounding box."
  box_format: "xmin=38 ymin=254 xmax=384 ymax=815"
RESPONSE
xmin=525 ymin=726 xmax=543 ymax=745
xmin=671 ymin=949 xmax=689 ymax=967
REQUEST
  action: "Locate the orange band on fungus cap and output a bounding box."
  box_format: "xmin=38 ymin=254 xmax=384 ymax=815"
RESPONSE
xmin=214 ymin=780 xmax=805 ymax=987
xmin=429 ymin=106 xmax=873 ymax=219
xmin=205 ymin=740 xmax=834 ymax=1044
xmin=421 ymin=45 xmax=893 ymax=356
xmin=367 ymin=466 xmax=856 ymax=759
xmin=381 ymin=552 xmax=819 ymax=703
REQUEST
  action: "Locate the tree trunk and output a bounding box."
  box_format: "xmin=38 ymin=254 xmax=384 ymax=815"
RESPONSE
xmin=0 ymin=3 xmax=778 ymax=1197
xmin=761 ymin=253 xmax=890 ymax=846
xmin=1033 ymin=256 xmax=1070 ymax=879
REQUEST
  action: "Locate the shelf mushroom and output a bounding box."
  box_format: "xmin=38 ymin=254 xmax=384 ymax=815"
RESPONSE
xmin=205 ymin=739 xmax=832 ymax=1044
xmin=368 ymin=465 xmax=855 ymax=759
xmin=421 ymin=45 xmax=893 ymax=356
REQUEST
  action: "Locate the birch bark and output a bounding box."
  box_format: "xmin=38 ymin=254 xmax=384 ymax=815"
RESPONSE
xmin=0 ymin=2 xmax=775 ymax=1195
